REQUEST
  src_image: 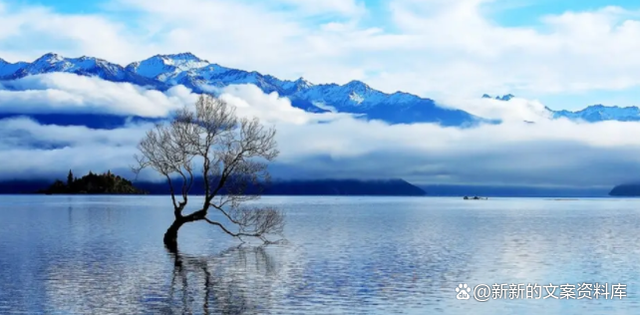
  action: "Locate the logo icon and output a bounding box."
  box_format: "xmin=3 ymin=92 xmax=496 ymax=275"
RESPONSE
xmin=456 ymin=284 xmax=471 ymax=300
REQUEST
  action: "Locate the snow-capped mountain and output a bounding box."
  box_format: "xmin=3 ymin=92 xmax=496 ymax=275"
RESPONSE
xmin=483 ymin=93 xmax=640 ymax=122
xmin=0 ymin=52 xmax=481 ymax=126
xmin=125 ymin=54 xmax=470 ymax=123
xmin=551 ymin=105 xmax=640 ymax=122
xmin=0 ymin=53 xmax=165 ymax=88
xmin=3 ymin=52 xmax=639 ymax=125
xmin=125 ymin=52 xmax=210 ymax=82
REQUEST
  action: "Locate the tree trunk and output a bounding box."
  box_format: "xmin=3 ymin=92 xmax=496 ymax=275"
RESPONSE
xmin=164 ymin=218 xmax=186 ymax=253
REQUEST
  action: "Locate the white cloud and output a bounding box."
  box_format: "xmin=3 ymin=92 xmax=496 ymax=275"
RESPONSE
xmin=218 ymin=84 xmax=350 ymax=125
xmin=0 ymin=73 xmax=197 ymax=117
xmin=199 ymin=86 xmax=640 ymax=187
xmin=3 ymin=81 xmax=638 ymax=188
xmin=381 ymin=1 xmax=640 ymax=97
xmin=438 ymin=96 xmax=552 ymax=122
xmin=0 ymin=116 xmax=150 ymax=179
xmin=0 ymin=1 xmax=152 ymax=64
xmin=0 ymin=117 xmax=148 ymax=149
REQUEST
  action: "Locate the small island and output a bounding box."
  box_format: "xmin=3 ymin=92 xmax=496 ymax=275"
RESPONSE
xmin=38 ymin=170 xmax=146 ymax=195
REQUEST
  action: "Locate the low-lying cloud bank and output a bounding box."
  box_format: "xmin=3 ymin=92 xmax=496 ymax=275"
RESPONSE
xmin=0 ymin=74 xmax=639 ymax=188
xmin=0 ymin=73 xmax=196 ymax=117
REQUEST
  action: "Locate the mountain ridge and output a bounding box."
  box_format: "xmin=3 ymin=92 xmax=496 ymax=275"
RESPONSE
xmin=482 ymin=93 xmax=640 ymax=122
xmin=1 ymin=52 xmax=639 ymax=124
xmin=0 ymin=52 xmax=484 ymax=126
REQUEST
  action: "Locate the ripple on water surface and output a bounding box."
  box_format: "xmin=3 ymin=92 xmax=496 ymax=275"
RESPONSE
xmin=1 ymin=196 xmax=640 ymax=314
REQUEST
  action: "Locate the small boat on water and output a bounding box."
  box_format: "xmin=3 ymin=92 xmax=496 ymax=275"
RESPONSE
xmin=463 ymin=196 xmax=488 ymax=200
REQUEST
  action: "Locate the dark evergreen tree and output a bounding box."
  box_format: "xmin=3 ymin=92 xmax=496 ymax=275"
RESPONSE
xmin=67 ymin=170 xmax=74 ymax=188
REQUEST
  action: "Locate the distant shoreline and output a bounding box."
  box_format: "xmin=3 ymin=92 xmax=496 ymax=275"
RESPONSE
xmin=0 ymin=178 xmax=428 ymax=197
xmin=0 ymin=177 xmax=624 ymax=198
xmin=0 ymin=194 xmax=630 ymax=199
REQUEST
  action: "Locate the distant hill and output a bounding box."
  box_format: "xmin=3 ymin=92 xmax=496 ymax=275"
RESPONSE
xmin=609 ymin=184 xmax=640 ymax=197
xmin=0 ymin=177 xmax=426 ymax=196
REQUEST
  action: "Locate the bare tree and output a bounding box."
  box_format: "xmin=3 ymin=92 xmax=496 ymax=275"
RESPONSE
xmin=133 ymin=95 xmax=285 ymax=251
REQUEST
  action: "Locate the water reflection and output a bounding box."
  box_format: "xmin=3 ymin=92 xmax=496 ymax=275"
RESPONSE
xmin=43 ymin=244 xmax=297 ymax=315
xmin=5 ymin=196 xmax=640 ymax=314
xmin=164 ymin=246 xmax=280 ymax=315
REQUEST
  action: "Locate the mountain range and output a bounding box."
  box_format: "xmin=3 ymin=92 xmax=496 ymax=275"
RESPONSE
xmin=2 ymin=52 xmax=640 ymax=125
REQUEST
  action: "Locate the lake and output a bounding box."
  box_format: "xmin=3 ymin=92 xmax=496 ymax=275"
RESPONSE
xmin=1 ymin=195 xmax=640 ymax=314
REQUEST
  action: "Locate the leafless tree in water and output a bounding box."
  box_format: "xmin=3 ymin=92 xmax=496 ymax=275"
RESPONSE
xmin=133 ymin=95 xmax=285 ymax=251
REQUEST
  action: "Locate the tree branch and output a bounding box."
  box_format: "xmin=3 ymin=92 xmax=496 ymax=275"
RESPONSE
xmin=203 ymin=218 xmax=261 ymax=238
xmin=209 ymin=203 xmax=242 ymax=225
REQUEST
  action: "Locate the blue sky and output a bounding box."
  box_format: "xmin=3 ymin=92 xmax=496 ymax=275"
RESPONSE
xmin=4 ymin=0 xmax=125 ymax=13
xmin=488 ymin=0 xmax=640 ymax=25
xmin=3 ymin=0 xmax=640 ymax=188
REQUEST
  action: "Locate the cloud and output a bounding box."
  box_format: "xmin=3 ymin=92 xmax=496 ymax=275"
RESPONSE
xmin=201 ymin=86 xmax=640 ymax=188
xmin=381 ymin=1 xmax=640 ymax=97
xmin=0 ymin=117 xmax=148 ymax=149
xmin=436 ymin=96 xmax=553 ymax=122
xmin=0 ymin=116 xmax=150 ymax=179
xmin=217 ymin=84 xmax=351 ymax=125
xmin=0 ymin=73 xmax=197 ymax=117
xmin=0 ymin=1 xmax=152 ymax=64
xmin=4 ymin=79 xmax=636 ymax=188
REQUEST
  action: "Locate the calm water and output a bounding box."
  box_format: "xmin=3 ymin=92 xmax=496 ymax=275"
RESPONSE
xmin=2 ymin=196 xmax=640 ymax=314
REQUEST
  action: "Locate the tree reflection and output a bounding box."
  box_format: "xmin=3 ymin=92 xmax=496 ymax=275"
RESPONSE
xmin=43 ymin=241 xmax=297 ymax=314
xmin=163 ymin=245 xmax=282 ymax=315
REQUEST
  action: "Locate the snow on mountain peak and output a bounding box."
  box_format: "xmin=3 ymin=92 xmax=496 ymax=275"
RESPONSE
xmin=349 ymin=91 xmax=365 ymax=104
xmin=27 ymin=53 xmax=76 ymax=73
xmin=280 ymin=76 xmax=314 ymax=93
xmin=125 ymin=52 xmax=210 ymax=81
xmin=37 ymin=53 xmax=65 ymax=63
xmin=341 ymin=80 xmax=375 ymax=105
xmin=295 ymin=77 xmax=313 ymax=88
xmin=157 ymin=52 xmax=207 ymax=66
